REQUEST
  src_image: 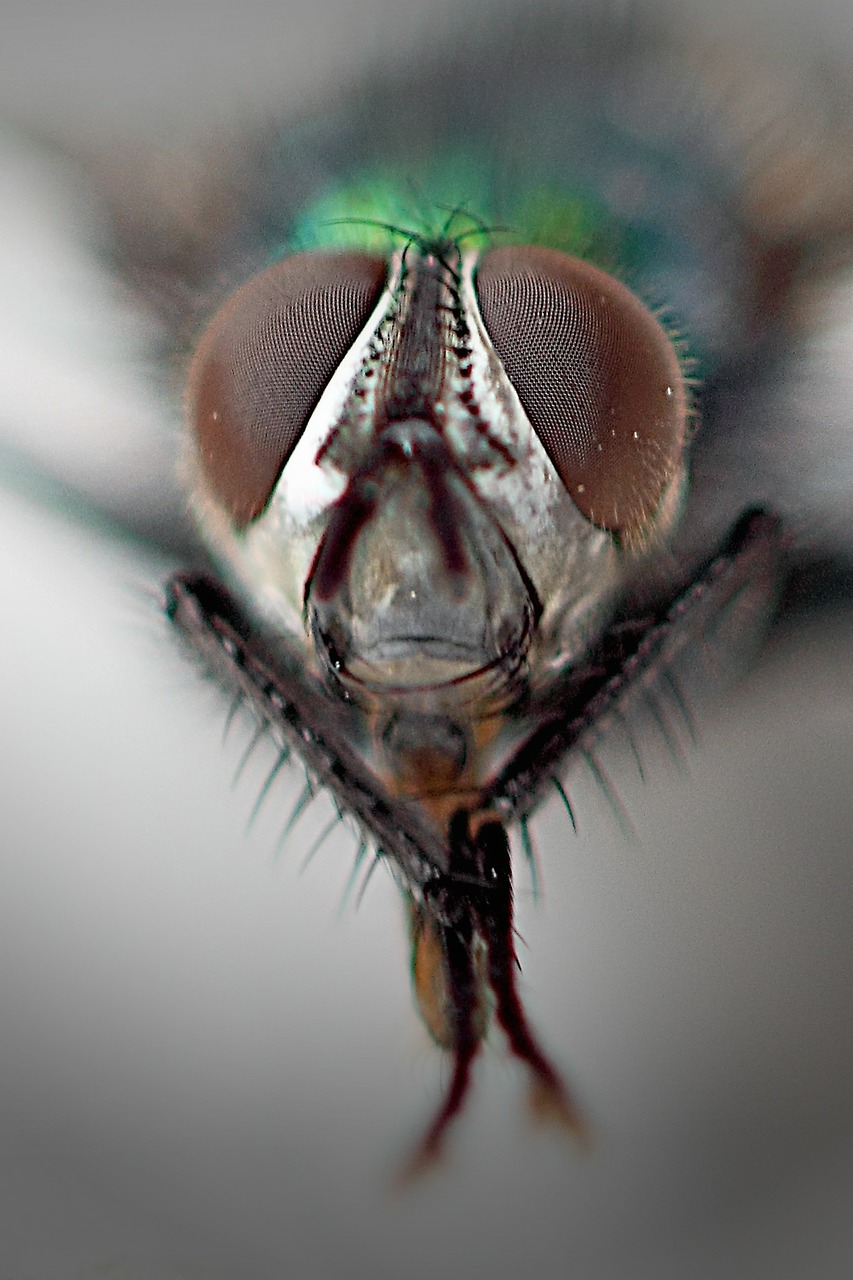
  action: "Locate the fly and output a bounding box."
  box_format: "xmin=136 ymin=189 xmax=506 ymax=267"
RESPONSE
xmin=155 ymin=34 xmax=789 ymax=1165
xmin=6 ymin=5 xmax=853 ymax=1177
xmin=166 ymin=221 xmax=779 ymax=1160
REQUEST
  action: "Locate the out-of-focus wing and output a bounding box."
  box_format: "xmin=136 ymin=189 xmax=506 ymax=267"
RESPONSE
xmin=0 ymin=127 xmax=198 ymax=553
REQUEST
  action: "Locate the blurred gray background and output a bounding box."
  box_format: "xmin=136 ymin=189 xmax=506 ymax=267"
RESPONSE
xmin=1 ymin=2 xmax=852 ymax=1278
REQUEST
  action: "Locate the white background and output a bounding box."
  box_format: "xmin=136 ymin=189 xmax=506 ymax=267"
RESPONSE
xmin=1 ymin=2 xmax=852 ymax=1278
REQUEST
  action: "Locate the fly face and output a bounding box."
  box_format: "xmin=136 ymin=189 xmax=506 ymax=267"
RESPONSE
xmin=187 ymin=240 xmax=688 ymax=694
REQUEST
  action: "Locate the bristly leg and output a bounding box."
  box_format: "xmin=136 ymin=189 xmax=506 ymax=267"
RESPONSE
xmin=402 ymin=905 xmax=482 ymax=1180
xmin=404 ymin=813 xmax=586 ymax=1177
xmin=473 ymin=821 xmax=588 ymax=1141
xmin=480 ymin=510 xmax=784 ymax=831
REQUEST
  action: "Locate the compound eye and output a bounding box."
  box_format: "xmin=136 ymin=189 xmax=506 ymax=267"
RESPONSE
xmin=188 ymin=252 xmax=387 ymax=526
xmin=475 ymin=245 xmax=688 ymax=540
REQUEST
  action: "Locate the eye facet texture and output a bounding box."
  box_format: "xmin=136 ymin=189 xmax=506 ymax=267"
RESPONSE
xmin=475 ymin=245 xmax=688 ymax=538
xmin=188 ymin=252 xmax=387 ymax=526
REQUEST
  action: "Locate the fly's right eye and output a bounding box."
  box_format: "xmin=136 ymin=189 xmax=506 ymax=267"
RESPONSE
xmin=188 ymin=252 xmax=387 ymax=527
xmin=475 ymin=245 xmax=689 ymax=543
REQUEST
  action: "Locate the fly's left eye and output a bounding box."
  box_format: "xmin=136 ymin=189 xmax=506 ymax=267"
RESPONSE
xmin=188 ymin=251 xmax=387 ymax=527
xmin=475 ymin=245 xmax=688 ymax=540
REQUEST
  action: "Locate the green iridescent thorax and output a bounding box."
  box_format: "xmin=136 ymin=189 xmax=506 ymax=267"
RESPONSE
xmin=283 ymin=148 xmax=628 ymax=270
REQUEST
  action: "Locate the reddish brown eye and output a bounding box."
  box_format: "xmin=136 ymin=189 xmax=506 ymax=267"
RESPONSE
xmin=475 ymin=245 xmax=688 ymax=539
xmin=188 ymin=252 xmax=387 ymax=526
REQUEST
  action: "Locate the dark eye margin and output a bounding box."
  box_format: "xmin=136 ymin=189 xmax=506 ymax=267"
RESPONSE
xmin=475 ymin=245 xmax=689 ymax=542
xmin=188 ymin=251 xmax=388 ymax=527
